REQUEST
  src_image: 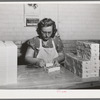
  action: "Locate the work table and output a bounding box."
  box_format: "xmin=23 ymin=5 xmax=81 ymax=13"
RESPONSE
xmin=0 ymin=65 xmax=100 ymax=89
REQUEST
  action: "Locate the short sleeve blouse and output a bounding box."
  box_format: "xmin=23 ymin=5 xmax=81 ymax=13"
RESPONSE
xmin=27 ymin=36 xmax=64 ymax=57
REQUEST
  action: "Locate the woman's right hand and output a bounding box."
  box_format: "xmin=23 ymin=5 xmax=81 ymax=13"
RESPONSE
xmin=37 ymin=58 xmax=46 ymax=68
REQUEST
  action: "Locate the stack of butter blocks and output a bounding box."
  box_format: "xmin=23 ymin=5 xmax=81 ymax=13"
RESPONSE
xmin=65 ymin=41 xmax=99 ymax=78
xmin=0 ymin=41 xmax=17 ymax=85
xmin=45 ymin=63 xmax=60 ymax=73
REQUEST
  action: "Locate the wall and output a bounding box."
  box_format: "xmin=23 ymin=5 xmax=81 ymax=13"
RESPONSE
xmin=0 ymin=4 xmax=58 ymax=41
xmin=40 ymin=4 xmax=58 ymax=27
xmin=0 ymin=4 xmax=36 ymax=41
xmin=58 ymin=4 xmax=100 ymax=40
xmin=0 ymin=3 xmax=100 ymax=41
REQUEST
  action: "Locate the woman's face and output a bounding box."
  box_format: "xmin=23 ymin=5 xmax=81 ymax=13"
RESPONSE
xmin=41 ymin=26 xmax=53 ymax=41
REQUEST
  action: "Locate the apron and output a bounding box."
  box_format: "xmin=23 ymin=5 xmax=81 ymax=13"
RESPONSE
xmin=37 ymin=38 xmax=58 ymax=63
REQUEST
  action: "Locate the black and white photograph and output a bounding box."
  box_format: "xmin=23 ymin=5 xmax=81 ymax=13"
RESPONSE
xmin=0 ymin=1 xmax=100 ymax=98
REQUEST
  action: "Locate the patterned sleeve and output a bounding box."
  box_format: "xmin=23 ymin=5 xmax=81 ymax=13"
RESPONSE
xmin=54 ymin=36 xmax=64 ymax=53
xmin=27 ymin=37 xmax=39 ymax=50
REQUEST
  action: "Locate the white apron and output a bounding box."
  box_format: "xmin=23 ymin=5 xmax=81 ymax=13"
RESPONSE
xmin=37 ymin=39 xmax=58 ymax=63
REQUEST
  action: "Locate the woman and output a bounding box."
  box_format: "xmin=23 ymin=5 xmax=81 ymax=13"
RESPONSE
xmin=25 ymin=18 xmax=65 ymax=67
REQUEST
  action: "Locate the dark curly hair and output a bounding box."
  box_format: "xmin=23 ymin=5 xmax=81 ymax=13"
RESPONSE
xmin=36 ymin=18 xmax=57 ymax=38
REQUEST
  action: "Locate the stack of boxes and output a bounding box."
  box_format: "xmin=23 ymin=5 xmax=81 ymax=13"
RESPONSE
xmin=65 ymin=41 xmax=99 ymax=78
xmin=0 ymin=41 xmax=17 ymax=85
xmin=0 ymin=41 xmax=7 ymax=85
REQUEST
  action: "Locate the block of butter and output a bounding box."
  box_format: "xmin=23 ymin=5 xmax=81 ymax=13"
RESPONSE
xmin=45 ymin=66 xmax=60 ymax=73
xmin=46 ymin=63 xmax=53 ymax=67
xmin=45 ymin=63 xmax=60 ymax=73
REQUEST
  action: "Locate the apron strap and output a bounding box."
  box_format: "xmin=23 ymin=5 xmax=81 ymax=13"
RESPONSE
xmin=52 ymin=39 xmax=56 ymax=49
xmin=39 ymin=39 xmax=43 ymax=49
xmin=39 ymin=38 xmax=56 ymax=49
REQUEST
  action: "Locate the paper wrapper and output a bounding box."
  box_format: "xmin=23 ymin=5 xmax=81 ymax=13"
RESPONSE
xmin=76 ymin=41 xmax=99 ymax=60
xmin=65 ymin=53 xmax=99 ymax=78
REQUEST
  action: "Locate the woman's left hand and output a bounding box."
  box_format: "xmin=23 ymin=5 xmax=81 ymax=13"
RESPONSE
xmin=52 ymin=58 xmax=59 ymax=67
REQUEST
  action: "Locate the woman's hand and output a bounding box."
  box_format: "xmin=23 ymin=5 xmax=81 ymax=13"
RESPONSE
xmin=52 ymin=58 xmax=60 ymax=67
xmin=37 ymin=58 xmax=46 ymax=68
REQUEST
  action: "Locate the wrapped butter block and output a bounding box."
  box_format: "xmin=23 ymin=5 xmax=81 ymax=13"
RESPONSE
xmin=4 ymin=41 xmax=17 ymax=84
xmin=46 ymin=63 xmax=53 ymax=67
xmin=89 ymin=57 xmax=99 ymax=70
xmin=75 ymin=67 xmax=91 ymax=78
xmin=91 ymin=73 xmax=99 ymax=77
xmin=45 ymin=63 xmax=60 ymax=73
xmin=90 ymin=57 xmax=99 ymax=65
xmin=45 ymin=66 xmax=60 ymax=73
xmin=90 ymin=62 xmax=99 ymax=70
xmin=82 ymin=73 xmax=90 ymax=78
xmin=82 ymin=69 xmax=99 ymax=78
xmin=90 ymin=69 xmax=99 ymax=74
xmin=76 ymin=41 xmax=99 ymax=60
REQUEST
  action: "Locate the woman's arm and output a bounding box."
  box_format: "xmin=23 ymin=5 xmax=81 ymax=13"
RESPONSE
xmin=25 ymin=47 xmax=46 ymax=67
xmin=53 ymin=50 xmax=65 ymax=64
xmin=57 ymin=50 xmax=65 ymax=63
xmin=25 ymin=46 xmax=39 ymax=65
xmin=53 ymin=36 xmax=65 ymax=64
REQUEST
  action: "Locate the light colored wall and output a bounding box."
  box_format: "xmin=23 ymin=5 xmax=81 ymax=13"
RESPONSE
xmin=58 ymin=4 xmax=100 ymax=40
xmin=0 ymin=3 xmax=100 ymax=41
xmin=0 ymin=4 xmax=58 ymax=41
xmin=40 ymin=4 xmax=58 ymax=26
xmin=0 ymin=4 xmax=34 ymax=41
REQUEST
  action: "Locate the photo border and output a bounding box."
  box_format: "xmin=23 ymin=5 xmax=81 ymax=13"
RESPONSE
xmin=0 ymin=0 xmax=100 ymax=99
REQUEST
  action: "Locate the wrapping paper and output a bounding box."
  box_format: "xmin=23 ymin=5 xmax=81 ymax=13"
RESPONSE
xmin=65 ymin=52 xmax=99 ymax=78
xmin=77 ymin=41 xmax=99 ymax=60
